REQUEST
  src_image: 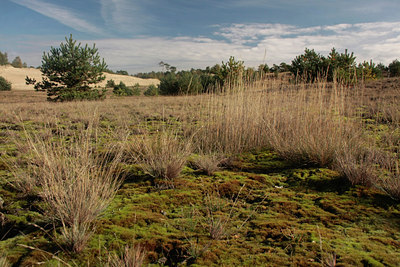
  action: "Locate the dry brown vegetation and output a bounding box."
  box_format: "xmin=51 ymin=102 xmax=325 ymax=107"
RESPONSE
xmin=8 ymin=121 xmax=125 ymax=252
xmin=0 ymin=75 xmax=399 ymax=265
xmin=2 ymin=77 xmax=399 ymax=199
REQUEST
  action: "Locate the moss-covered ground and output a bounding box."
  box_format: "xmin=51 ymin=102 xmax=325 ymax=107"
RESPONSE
xmin=1 ymin=145 xmax=399 ymax=266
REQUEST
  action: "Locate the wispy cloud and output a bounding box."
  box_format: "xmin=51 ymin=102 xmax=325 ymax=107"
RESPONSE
xmin=10 ymin=0 xmax=103 ymax=34
xmin=8 ymin=21 xmax=400 ymax=74
xmin=100 ymin=0 xmax=151 ymax=34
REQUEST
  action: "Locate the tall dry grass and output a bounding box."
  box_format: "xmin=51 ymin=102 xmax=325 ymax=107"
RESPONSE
xmin=13 ymin=122 xmax=124 ymax=252
xmin=2 ymin=75 xmax=399 ymax=202
xmin=192 ymin=79 xmax=362 ymax=166
xmin=190 ymin=77 xmax=399 ymax=199
xmin=128 ymin=131 xmax=192 ymax=187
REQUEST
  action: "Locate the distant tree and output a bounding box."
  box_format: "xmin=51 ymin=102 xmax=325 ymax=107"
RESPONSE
xmin=258 ymin=64 xmax=269 ymax=74
xmin=291 ymin=48 xmax=327 ymax=82
xmin=0 ymin=51 xmax=8 ymax=65
xmin=116 ymin=70 xmax=129 ymax=75
xmin=389 ymin=59 xmax=400 ymax=77
xmin=11 ymin=56 xmax=23 ymax=68
xmin=144 ymin=84 xmax=159 ymax=96
xmin=0 ymin=76 xmax=11 ymax=91
xmin=291 ymin=48 xmax=357 ymax=83
xmin=159 ymin=61 xmax=176 ymax=73
xmin=327 ymin=48 xmax=356 ymax=83
xmin=376 ymin=63 xmax=389 ymax=77
xmin=279 ymin=62 xmax=291 ymax=72
xmin=26 ymin=35 xmax=107 ymax=101
xmin=214 ymin=56 xmax=244 ymax=86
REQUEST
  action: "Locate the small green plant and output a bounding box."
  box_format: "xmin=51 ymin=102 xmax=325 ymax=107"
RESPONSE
xmin=0 ymin=76 xmax=11 ymax=91
xmin=143 ymin=84 xmax=159 ymax=96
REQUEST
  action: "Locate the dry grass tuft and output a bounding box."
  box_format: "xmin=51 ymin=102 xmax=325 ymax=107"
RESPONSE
xmin=191 ymin=153 xmax=225 ymax=176
xmin=106 ymin=244 xmax=146 ymax=267
xmin=129 ymin=131 xmax=192 ymax=185
xmin=14 ymin=123 xmax=124 ymax=253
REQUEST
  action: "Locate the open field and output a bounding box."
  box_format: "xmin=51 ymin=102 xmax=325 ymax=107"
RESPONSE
xmin=0 ymin=76 xmax=399 ymax=266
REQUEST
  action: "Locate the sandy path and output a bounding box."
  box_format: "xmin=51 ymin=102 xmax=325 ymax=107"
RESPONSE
xmin=0 ymin=65 xmax=159 ymax=90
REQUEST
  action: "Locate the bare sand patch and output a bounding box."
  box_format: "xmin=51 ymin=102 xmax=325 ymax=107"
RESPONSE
xmin=0 ymin=65 xmax=159 ymax=90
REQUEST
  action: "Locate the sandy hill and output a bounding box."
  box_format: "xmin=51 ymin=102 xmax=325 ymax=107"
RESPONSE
xmin=0 ymin=65 xmax=159 ymax=90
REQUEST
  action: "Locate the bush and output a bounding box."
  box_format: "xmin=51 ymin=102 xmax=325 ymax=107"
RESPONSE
xmin=144 ymin=84 xmax=159 ymax=96
xmin=159 ymin=71 xmax=204 ymax=95
xmin=132 ymin=83 xmax=141 ymax=96
xmin=0 ymin=76 xmax=11 ymax=91
xmin=57 ymin=88 xmax=106 ymax=101
xmin=106 ymin=79 xmax=116 ymax=88
xmin=389 ymin=59 xmax=400 ymax=77
xmin=113 ymin=81 xmax=133 ymax=96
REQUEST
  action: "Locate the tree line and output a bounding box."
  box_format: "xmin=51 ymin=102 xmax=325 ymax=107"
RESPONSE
xmin=10 ymin=35 xmax=400 ymax=100
xmin=0 ymin=51 xmax=28 ymax=68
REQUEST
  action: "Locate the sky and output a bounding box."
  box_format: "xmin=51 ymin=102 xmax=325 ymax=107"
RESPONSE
xmin=1 ymin=0 xmax=400 ymax=74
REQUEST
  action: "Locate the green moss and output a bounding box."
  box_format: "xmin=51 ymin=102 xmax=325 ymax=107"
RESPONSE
xmin=1 ymin=143 xmax=399 ymax=266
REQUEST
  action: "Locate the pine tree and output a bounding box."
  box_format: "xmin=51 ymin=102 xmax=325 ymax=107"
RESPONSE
xmin=11 ymin=56 xmax=23 ymax=68
xmin=26 ymin=35 xmax=107 ymax=101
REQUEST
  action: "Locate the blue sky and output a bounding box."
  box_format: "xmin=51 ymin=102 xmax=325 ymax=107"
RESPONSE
xmin=1 ymin=0 xmax=400 ymax=73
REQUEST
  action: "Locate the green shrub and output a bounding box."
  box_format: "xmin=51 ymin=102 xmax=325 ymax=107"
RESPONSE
xmin=144 ymin=84 xmax=159 ymax=96
xmin=389 ymin=59 xmax=400 ymax=77
xmin=159 ymin=71 xmax=204 ymax=95
xmin=113 ymin=81 xmax=133 ymax=96
xmin=58 ymin=88 xmax=106 ymax=101
xmin=132 ymin=83 xmax=141 ymax=96
xmin=106 ymin=79 xmax=116 ymax=88
xmin=357 ymin=60 xmax=382 ymax=81
xmin=291 ymin=48 xmax=357 ymax=84
xmin=0 ymin=76 xmax=11 ymax=91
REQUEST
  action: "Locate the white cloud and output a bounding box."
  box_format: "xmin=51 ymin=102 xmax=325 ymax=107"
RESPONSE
xmin=7 ymin=21 xmax=400 ymax=74
xmin=100 ymin=0 xmax=151 ymax=34
xmin=10 ymin=0 xmax=104 ymax=34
